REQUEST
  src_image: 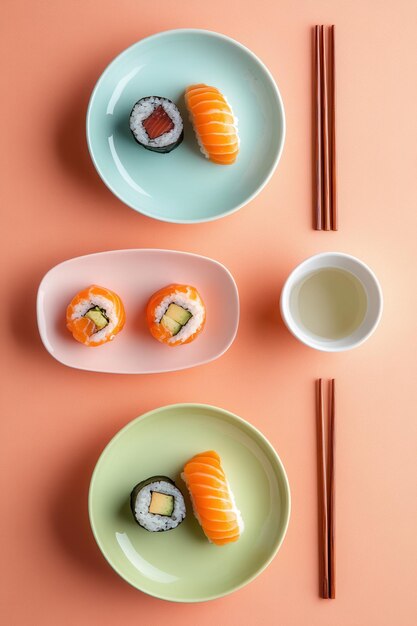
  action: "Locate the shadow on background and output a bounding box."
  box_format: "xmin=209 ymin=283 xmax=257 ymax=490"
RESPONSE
xmin=47 ymin=432 xmax=142 ymax=596
xmin=53 ymin=68 xmax=110 ymax=201
xmin=240 ymin=272 xmax=292 ymax=344
xmin=8 ymin=264 xmax=54 ymax=359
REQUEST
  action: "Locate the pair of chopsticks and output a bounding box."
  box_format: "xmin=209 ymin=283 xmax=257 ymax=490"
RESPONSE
xmin=316 ymin=378 xmax=336 ymax=599
xmin=314 ymin=25 xmax=337 ymax=230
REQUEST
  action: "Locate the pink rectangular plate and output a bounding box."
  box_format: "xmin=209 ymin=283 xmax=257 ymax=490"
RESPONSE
xmin=37 ymin=249 xmax=239 ymax=374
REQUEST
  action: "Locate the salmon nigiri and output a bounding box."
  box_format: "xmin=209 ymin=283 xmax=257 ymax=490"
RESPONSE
xmin=182 ymin=450 xmax=244 ymax=545
xmin=185 ymin=84 xmax=239 ymax=165
xmin=66 ymin=285 xmax=125 ymax=347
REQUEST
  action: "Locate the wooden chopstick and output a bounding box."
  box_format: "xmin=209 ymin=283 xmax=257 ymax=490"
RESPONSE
xmin=314 ymin=26 xmax=323 ymax=230
xmin=316 ymin=379 xmax=329 ymax=598
xmin=314 ymin=26 xmax=337 ymax=231
xmin=328 ymin=379 xmax=336 ymax=598
xmin=316 ymin=378 xmax=336 ymax=599
xmin=320 ymin=27 xmax=331 ymax=231
xmin=329 ymin=26 xmax=337 ymax=230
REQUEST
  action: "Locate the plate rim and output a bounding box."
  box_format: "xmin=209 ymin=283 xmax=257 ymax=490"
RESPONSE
xmin=88 ymin=402 xmax=291 ymax=602
xmin=86 ymin=28 xmax=286 ymax=224
xmin=36 ymin=248 xmax=240 ymax=374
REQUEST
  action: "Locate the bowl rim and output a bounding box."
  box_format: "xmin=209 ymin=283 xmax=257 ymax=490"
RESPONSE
xmin=86 ymin=28 xmax=286 ymax=224
xmin=279 ymin=251 xmax=384 ymax=352
xmin=88 ymin=402 xmax=291 ymax=602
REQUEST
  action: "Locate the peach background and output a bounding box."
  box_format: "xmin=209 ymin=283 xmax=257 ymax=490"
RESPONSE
xmin=2 ymin=1 xmax=417 ymax=624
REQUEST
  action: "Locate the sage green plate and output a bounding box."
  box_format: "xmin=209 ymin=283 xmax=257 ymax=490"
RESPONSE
xmin=86 ymin=29 xmax=285 ymax=223
xmin=89 ymin=404 xmax=290 ymax=602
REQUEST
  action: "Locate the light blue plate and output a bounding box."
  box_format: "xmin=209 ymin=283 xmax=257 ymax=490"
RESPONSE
xmin=87 ymin=29 xmax=285 ymax=223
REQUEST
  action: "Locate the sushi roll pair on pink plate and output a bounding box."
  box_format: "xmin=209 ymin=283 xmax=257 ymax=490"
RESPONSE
xmin=66 ymin=283 xmax=206 ymax=347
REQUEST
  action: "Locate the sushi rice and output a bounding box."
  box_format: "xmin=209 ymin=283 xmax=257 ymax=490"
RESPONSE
xmin=129 ymin=96 xmax=183 ymax=152
xmin=131 ymin=479 xmax=186 ymax=532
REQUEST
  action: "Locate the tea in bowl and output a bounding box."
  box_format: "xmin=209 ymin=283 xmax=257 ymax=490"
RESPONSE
xmin=280 ymin=253 xmax=383 ymax=352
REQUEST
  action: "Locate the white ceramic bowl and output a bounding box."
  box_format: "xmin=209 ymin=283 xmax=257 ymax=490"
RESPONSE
xmin=280 ymin=252 xmax=383 ymax=352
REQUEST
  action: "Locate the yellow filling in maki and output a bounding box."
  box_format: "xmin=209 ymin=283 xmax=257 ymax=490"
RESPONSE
xmin=149 ymin=492 xmax=174 ymax=516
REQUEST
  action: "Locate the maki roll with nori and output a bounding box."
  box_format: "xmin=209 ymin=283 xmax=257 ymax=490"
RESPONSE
xmin=130 ymin=476 xmax=186 ymax=532
xmin=129 ymin=97 xmax=184 ymax=153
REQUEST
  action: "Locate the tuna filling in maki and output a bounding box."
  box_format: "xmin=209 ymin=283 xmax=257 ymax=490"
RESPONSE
xmin=129 ymin=97 xmax=184 ymax=153
xmin=142 ymin=106 xmax=174 ymax=139
xmin=130 ymin=476 xmax=186 ymax=532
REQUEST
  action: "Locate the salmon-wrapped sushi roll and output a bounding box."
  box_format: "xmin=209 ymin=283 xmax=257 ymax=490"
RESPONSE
xmin=66 ymin=285 xmax=125 ymax=347
xmin=181 ymin=450 xmax=244 ymax=545
xmin=146 ymin=284 xmax=205 ymax=346
xmin=185 ymin=84 xmax=239 ymax=165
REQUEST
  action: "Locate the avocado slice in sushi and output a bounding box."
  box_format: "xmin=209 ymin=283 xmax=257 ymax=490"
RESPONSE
xmin=161 ymin=315 xmax=181 ymax=336
xmin=165 ymin=303 xmax=192 ymax=325
xmin=149 ymin=492 xmax=174 ymax=516
xmin=130 ymin=476 xmax=186 ymax=532
xmin=84 ymin=306 xmax=109 ymax=330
